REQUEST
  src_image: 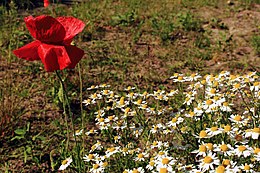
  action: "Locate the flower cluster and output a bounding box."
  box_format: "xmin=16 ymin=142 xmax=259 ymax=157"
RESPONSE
xmin=61 ymin=71 xmax=260 ymax=172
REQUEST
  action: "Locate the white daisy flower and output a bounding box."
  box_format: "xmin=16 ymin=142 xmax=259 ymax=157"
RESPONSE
xmin=198 ymin=152 xmax=220 ymax=172
xmin=58 ymin=156 xmax=72 ymax=171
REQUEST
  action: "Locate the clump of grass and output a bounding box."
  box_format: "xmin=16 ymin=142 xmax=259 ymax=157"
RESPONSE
xmin=57 ymin=71 xmax=259 ymax=172
xmin=251 ymin=34 xmax=260 ymax=55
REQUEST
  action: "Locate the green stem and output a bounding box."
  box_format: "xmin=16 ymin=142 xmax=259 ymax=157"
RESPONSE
xmin=78 ymin=63 xmax=86 ymax=172
xmin=55 ymin=71 xmax=81 ymax=171
xmin=56 ymin=71 xmax=69 ymax=152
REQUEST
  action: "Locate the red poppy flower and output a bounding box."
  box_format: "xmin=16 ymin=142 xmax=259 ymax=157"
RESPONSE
xmin=13 ymin=15 xmax=85 ymax=72
xmin=44 ymin=0 xmax=50 ymax=7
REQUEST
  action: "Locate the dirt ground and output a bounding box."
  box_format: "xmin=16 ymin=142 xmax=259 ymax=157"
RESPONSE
xmin=0 ymin=1 xmax=259 ymax=172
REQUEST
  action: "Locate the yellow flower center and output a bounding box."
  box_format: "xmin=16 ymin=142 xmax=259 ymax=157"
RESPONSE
xmin=201 ymin=80 xmax=206 ymax=85
xmin=222 ymin=159 xmax=230 ymax=166
xmin=103 ymin=162 xmax=108 ymax=167
xmin=234 ymin=115 xmax=242 ymax=121
xmin=158 ymin=95 xmax=163 ymax=100
xmin=119 ymin=97 xmax=125 ymax=105
xmin=129 ymin=92 xmax=134 ymax=97
xmin=92 ymin=93 xmax=97 ymax=98
xmin=138 ymin=153 xmax=144 ymax=159
xmin=203 ymin=156 xmax=213 ymax=163
xmin=88 ymin=154 xmax=94 ymax=159
xmin=252 ymin=127 xmax=260 ymax=133
xmin=108 ymin=147 xmax=115 ymax=152
xmin=191 ymin=73 xmax=196 ymax=78
xmin=199 ymin=145 xmax=207 ymax=152
xmin=199 ymin=130 xmax=207 ymax=138
xmin=210 ymin=88 xmax=216 ymax=94
xmin=62 ymin=159 xmax=68 ymax=165
xmin=159 ymin=151 xmax=165 ymax=155
xmin=93 ymin=164 xmax=99 ymax=169
xmin=238 ymin=145 xmax=246 ymax=152
xmin=178 ymin=76 xmax=183 ymax=80
xmin=223 ymin=102 xmax=229 ymax=106
xmin=244 ymin=164 xmax=250 ymax=170
xmin=132 ymin=169 xmax=139 ymax=173
xmin=206 ymin=143 xmax=213 ymax=150
xmin=103 ymin=90 xmax=108 ymax=94
xmin=254 ymin=148 xmax=260 ymax=154
xmin=189 ymin=111 xmax=195 ymax=117
xmin=142 ymin=104 xmax=148 ymax=108
xmin=159 ymin=168 xmax=168 ymax=173
xmin=210 ymin=127 xmax=218 ymax=131
xmin=108 ymin=116 xmax=114 ymax=120
xmin=206 ymin=100 xmax=213 ymax=105
xmin=99 ymin=118 xmax=104 ymax=122
xmin=216 ymin=165 xmax=225 ymax=173
xmin=224 ymin=125 xmax=231 ymax=132
xmin=172 ymin=117 xmax=177 ymax=123
xmin=162 ymin=158 xmax=170 ymax=164
xmin=234 ymin=83 xmax=240 ymax=89
xmin=122 ymin=148 xmax=128 ymax=152
xmin=220 ymin=144 xmax=228 ymax=151
xmin=253 ymin=82 xmax=259 ymax=86
xmin=136 ymin=99 xmax=142 ymax=105
xmin=149 ymin=161 xmax=155 ymax=166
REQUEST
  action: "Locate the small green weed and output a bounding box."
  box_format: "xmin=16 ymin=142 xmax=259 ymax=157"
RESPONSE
xmin=251 ymin=34 xmax=260 ymax=55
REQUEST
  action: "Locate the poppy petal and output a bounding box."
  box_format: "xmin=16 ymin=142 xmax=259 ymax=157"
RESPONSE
xmin=38 ymin=44 xmax=71 ymax=72
xmin=13 ymin=41 xmax=41 ymax=61
xmin=56 ymin=17 xmax=85 ymax=44
xmin=25 ymin=15 xmax=66 ymax=43
xmin=65 ymin=45 xmax=84 ymax=68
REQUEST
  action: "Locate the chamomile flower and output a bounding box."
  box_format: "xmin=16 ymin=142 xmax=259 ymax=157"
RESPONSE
xmin=90 ymin=162 xmax=104 ymax=173
xmin=150 ymin=123 xmax=165 ymax=134
xmin=85 ymin=129 xmax=98 ymax=136
xmin=239 ymin=163 xmax=255 ymax=172
xmin=229 ymin=114 xmax=247 ymax=126
xmin=58 ymin=156 xmax=72 ymax=171
xmin=233 ymin=145 xmax=252 ymax=157
xmin=198 ymin=152 xmax=220 ymax=172
xmin=213 ymin=142 xmax=234 ymax=156
xmin=195 ymin=130 xmax=213 ymax=141
xmin=146 ymin=158 xmax=155 ymax=171
xmin=191 ymin=144 xmax=208 ymax=157
xmin=113 ymin=135 xmax=121 ymax=143
xmin=167 ymin=116 xmax=184 ymax=127
xmin=129 ymin=167 xmax=145 ymax=173
xmin=73 ymin=129 xmax=83 ymax=136
xmin=205 ymin=126 xmax=222 ymax=136
xmin=250 ymin=81 xmax=259 ymax=92
xmin=124 ymin=86 xmax=136 ymax=91
xmin=134 ymin=152 xmax=149 ymax=162
xmin=105 ymin=146 xmax=120 ymax=157
xmin=186 ymin=73 xmax=202 ymax=81
xmin=245 ymin=127 xmax=260 ymax=139
xmin=83 ymin=153 xmax=99 ymax=162
xmin=90 ymin=141 xmax=103 ymax=152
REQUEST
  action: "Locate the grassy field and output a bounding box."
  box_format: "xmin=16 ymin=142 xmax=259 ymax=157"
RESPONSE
xmin=0 ymin=0 xmax=259 ymax=172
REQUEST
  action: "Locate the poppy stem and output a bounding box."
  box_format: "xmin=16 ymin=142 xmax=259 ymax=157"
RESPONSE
xmin=55 ymin=70 xmax=81 ymax=171
xmin=55 ymin=70 xmax=70 ymax=152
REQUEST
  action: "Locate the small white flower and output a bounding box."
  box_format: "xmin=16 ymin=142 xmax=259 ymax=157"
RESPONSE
xmin=58 ymin=157 xmax=72 ymax=171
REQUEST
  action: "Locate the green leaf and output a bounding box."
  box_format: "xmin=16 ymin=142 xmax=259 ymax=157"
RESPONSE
xmin=11 ymin=135 xmax=25 ymax=141
xmin=58 ymin=85 xmax=64 ymax=103
xmin=14 ymin=129 xmax=26 ymax=135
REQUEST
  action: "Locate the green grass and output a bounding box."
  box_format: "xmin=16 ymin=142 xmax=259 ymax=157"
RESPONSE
xmin=0 ymin=0 xmax=259 ymax=172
